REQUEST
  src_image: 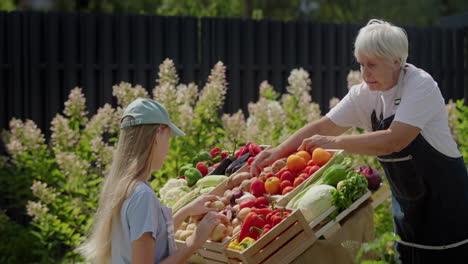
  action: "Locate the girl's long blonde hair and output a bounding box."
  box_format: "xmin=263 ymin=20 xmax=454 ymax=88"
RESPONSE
xmin=78 ymin=118 xmax=167 ymax=264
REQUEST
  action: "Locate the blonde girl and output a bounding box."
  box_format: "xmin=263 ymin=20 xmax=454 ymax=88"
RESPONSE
xmin=79 ymin=98 xmax=224 ymax=264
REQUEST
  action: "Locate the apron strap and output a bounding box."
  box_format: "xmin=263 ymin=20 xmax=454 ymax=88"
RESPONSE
xmin=397 ymin=237 xmax=468 ymax=250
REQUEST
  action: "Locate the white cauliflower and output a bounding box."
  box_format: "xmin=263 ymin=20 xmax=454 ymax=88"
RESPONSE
xmin=160 ymin=178 xmax=190 ymax=206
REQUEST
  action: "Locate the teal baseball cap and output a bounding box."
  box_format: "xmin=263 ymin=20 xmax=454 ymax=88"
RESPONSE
xmin=120 ymin=98 xmax=185 ymax=136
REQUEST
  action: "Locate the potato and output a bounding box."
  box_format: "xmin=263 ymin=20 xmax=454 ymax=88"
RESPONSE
xmin=190 ymin=214 xmax=203 ymax=222
xmin=219 ymin=196 xmax=229 ymax=206
xmin=226 ymin=225 xmax=234 ymax=236
xmin=227 ymin=172 xmax=251 ymax=189
xmin=175 ymin=229 xmax=184 ymax=240
xmin=224 ymin=189 xmax=233 ymax=199
xmin=186 ymin=223 xmax=198 ymax=231
xmin=239 ymin=179 xmax=253 ymax=192
xmin=210 ymin=223 xmax=227 ymax=242
xmin=179 ymin=221 xmax=188 ymax=231
xmin=231 ymin=217 xmax=241 ymax=227
xmin=179 ymin=230 xmax=194 ymax=241
xmin=208 ymin=200 xmax=225 ymax=211
xmin=237 ymin=207 xmax=251 ymax=221
xmin=232 ymin=204 xmax=240 ymax=213
xmin=271 ymin=159 xmax=287 ymax=174
xmin=232 ymin=225 xmax=242 ymax=235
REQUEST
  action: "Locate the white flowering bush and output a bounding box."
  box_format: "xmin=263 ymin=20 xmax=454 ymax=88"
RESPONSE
xmin=149 ymin=59 xmax=228 ymax=192
xmin=222 ymin=68 xmax=322 ymax=148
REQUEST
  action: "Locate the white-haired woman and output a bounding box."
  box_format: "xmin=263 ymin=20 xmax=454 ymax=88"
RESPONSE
xmin=79 ymin=98 xmax=225 ymax=264
xmin=251 ymin=19 xmax=468 ymax=263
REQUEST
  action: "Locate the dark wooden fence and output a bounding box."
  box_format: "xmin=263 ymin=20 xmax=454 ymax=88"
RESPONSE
xmin=1 ymin=11 xmax=467 ymax=149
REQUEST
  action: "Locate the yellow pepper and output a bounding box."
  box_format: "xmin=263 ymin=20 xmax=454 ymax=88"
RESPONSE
xmin=228 ymin=239 xmax=244 ymax=251
xmin=239 ymin=237 xmax=256 ymax=249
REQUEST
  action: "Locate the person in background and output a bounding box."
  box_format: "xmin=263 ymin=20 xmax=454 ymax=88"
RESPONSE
xmin=79 ymin=98 xmax=225 ymax=264
xmin=251 ymin=19 xmax=468 ymax=263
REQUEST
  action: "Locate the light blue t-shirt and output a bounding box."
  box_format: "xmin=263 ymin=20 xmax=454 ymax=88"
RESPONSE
xmin=111 ymin=181 xmax=173 ymax=264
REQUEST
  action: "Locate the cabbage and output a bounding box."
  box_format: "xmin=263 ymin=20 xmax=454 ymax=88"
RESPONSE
xmin=291 ymin=184 xmax=335 ymax=223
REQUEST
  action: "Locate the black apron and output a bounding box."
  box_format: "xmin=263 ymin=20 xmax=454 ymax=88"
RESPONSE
xmin=371 ymin=88 xmax=468 ymax=263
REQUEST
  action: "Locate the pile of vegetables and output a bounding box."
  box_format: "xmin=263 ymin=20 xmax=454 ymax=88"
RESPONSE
xmin=286 ymin=157 xmax=369 ymax=222
xmin=160 ymin=143 xmax=263 ymax=208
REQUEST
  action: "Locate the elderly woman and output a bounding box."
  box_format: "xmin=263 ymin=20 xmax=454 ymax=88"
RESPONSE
xmin=251 ymin=19 xmax=468 ymax=263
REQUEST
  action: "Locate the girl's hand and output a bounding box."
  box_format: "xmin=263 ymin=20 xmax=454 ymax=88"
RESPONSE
xmin=186 ymin=212 xmax=227 ymax=249
xmin=297 ymin=135 xmax=338 ymax=153
xmin=185 ymin=194 xmax=219 ymax=216
xmin=250 ymin=148 xmax=279 ymax=177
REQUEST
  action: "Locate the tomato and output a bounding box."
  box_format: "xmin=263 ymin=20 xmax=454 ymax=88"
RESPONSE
xmin=265 ymin=177 xmax=281 ymax=195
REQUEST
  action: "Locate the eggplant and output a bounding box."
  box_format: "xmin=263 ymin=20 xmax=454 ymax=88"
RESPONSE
xmin=210 ymin=157 xmax=234 ymax=175
xmin=225 ymin=153 xmax=251 ymax=175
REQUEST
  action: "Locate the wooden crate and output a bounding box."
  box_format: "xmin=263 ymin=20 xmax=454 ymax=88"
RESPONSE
xmin=224 ymin=209 xmax=316 ymax=264
xmin=175 ymin=240 xmax=206 ymax=264
xmin=275 ymin=149 xmax=346 ymax=207
xmin=308 ymin=189 xmax=372 ymax=239
xmin=176 ymin=235 xmax=236 ymax=264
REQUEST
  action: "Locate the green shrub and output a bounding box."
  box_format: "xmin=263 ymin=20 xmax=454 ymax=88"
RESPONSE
xmin=356 ymin=232 xmax=400 ymax=264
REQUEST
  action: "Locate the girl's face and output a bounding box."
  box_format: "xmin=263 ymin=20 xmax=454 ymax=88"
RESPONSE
xmin=357 ymin=52 xmax=400 ymax=91
xmin=151 ymin=126 xmax=171 ymax=171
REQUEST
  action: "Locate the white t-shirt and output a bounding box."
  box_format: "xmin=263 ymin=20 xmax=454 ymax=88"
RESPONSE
xmin=326 ymin=64 xmax=461 ymax=158
xmin=111 ymin=181 xmax=173 ymax=264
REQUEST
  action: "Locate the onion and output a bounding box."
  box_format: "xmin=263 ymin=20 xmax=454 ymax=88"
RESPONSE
xmin=230 ymin=190 xmax=244 ymax=206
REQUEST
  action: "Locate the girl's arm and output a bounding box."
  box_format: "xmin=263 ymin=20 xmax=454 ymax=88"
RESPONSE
xmin=172 ymin=194 xmax=219 ymax=230
xmin=132 ymin=213 xmax=222 ymax=264
xmin=172 ymin=206 xmax=189 ymax=231
xmin=131 ymin=232 xmax=198 ymax=264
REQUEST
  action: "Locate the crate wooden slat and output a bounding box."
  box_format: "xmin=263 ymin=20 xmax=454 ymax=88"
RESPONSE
xmin=312 ymin=189 xmax=372 ymax=238
xmin=224 ymin=209 xmax=316 ymax=264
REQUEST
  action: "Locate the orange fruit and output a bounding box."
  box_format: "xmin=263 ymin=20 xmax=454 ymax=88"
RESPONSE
xmin=265 ymin=177 xmax=281 ymax=195
xmin=296 ymin=150 xmax=312 ymax=162
xmin=311 ymin=148 xmax=332 ymax=166
xmin=287 ymin=155 xmax=307 ymax=172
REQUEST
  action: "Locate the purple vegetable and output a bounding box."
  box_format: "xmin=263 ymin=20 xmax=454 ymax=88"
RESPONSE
xmin=222 ymin=206 xmax=235 ymax=221
xmin=230 ymin=190 xmax=244 ymax=206
xmin=357 ymin=166 xmax=382 ymax=191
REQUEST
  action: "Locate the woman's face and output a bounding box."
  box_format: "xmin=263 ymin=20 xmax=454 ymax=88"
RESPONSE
xmin=357 ymin=52 xmax=400 ymax=91
xmin=151 ymin=126 xmax=171 ymax=171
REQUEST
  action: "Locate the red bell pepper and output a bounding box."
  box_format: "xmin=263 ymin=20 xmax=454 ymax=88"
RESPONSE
xmin=196 ymin=162 xmax=209 ymax=176
xmin=254 ymin=196 xmax=269 ymax=209
xmin=238 ymin=212 xmax=266 ymax=241
xmin=210 ymin=147 xmax=222 ymax=158
xmin=251 ymin=208 xmax=273 ymax=217
xmin=239 ymin=199 xmax=255 ymax=209
xmin=250 ymin=224 xmax=271 ymax=238
xmin=271 ymin=208 xmax=291 ymax=226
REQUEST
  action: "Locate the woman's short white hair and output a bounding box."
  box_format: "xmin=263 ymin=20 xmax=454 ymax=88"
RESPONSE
xmin=354 ymin=19 xmax=408 ymax=67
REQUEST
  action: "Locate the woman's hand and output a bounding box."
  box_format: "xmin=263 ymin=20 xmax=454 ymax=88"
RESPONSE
xmin=250 ymin=148 xmax=280 ymax=177
xmin=297 ymin=135 xmax=339 ymax=153
xmin=186 ymin=212 xmax=226 ymax=250
xmin=185 ymin=194 xmax=219 ymax=216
